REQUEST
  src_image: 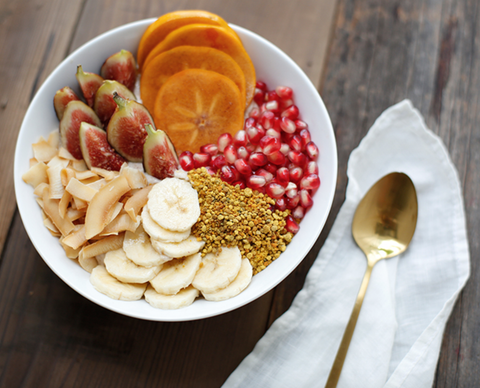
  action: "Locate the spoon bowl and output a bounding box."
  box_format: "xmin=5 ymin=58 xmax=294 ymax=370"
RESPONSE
xmin=325 ymin=172 xmax=418 ymax=388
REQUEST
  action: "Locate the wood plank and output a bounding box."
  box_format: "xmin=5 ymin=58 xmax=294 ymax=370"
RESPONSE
xmin=0 ymin=0 xmax=84 ymax=259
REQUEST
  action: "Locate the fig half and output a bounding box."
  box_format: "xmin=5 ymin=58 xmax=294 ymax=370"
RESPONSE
xmin=107 ymin=93 xmax=154 ymax=162
xmin=76 ymin=65 xmax=104 ymax=107
xmin=100 ymin=50 xmax=137 ymax=92
xmin=54 ymin=86 xmax=80 ymax=120
xmin=143 ymin=124 xmax=179 ymax=180
xmin=60 ymin=100 xmax=102 ymax=160
xmin=79 ymin=122 xmax=126 ymax=171
xmin=94 ymin=80 xmax=136 ymax=125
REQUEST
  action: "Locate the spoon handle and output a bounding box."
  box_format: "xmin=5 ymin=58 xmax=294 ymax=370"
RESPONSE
xmin=324 ymin=262 xmax=375 ymax=388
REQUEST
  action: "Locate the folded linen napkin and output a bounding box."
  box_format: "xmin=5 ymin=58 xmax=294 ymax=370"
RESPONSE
xmin=222 ymin=100 xmax=470 ymax=388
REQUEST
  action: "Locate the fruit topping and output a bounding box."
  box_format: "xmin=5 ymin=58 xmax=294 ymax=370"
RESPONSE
xmin=143 ymin=124 xmax=180 ymax=180
xmin=93 ymin=80 xmax=136 ymax=125
xmin=79 ymin=122 xmax=126 ymax=171
xmin=59 ymin=100 xmax=102 ymax=159
xmin=76 ymin=65 xmax=104 ymax=107
xmin=107 ymin=93 xmax=154 ymax=162
xmin=53 ymin=86 xmax=80 ymax=120
xmin=100 ymin=49 xmax=137 ymax=92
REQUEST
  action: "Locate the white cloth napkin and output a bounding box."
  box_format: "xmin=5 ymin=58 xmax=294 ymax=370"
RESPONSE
xmin=222 ymin=100 xmax=470 ymax=388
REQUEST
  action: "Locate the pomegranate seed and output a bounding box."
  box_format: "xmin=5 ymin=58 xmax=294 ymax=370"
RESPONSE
xmin=300 ymin=174 xmax=321 ymax=191
xmin=285 ymin=215 xmax=300 ymax=234
xmin=256 ymin=81 xmax=267 ymax=91
xmin=305 ymin=141 xmax=319 ymax=160
xmin=249 ymin=107 xmax=261 ymax=119
xmin=218 ymin=133 xmax=233 ymax=152
xmin=266 ymin=182 xmax=286 ymax=199
xmin=253 ymin=88 xmax=265 ymax=106
xmin=306 ymin=160 xmax=319 ymax=175
xmin=266 ymin=128 xmax=281 ymax=139
xmin=267 ymin=150 xmax=286 ymax=165
xmin=265 ymin=100 xmax=279 ymax=113
xmin=255 ymin=168 xmax=273 ymax=183
xmin=224 ymin=145 xmax=238 ymax=164
xmin=280 ymin=117 xmax=296 ymax=134
xmin=246 ymin=142 xmax=257 ymax=152
xmin=272 ymin=117 xmax=281 ymax=131
xmin=281 ymin=105 xmax=299 ymax=120
xmin=237 ymin=146 xmax=250 ymax=160
xmin=204 ymin=166 xmax=216 ymax=176
xmin=290 ymin=166 xmax=304 ymax=183
xmin=286 ymin=194 xmax=300 ymax=209
xmin=275 ymin=86 xmax=293 ymax=100
xmin=280 ymin=143 xmax=290 ymax=155
xmin=264 ymin=163 xmax=278 ymax=174
xmin=260 ymin=136 xmax=281 ymax=155
xmin=299 ymin=128 xmax=311 ymax=147
xmin=249 ymin=152 xmax=268 ymax=167
xmin=295 ymin=120 xmax=308 ymax=131
xmin=231 ymin=130 xmax=246 ymax=148
xmin=276 ymin=167 xmax=290 ymax=187
xmin=285 ymin=182 xmax=298 ymax=198
xmin=281 ymin=99 xmax=294 ymax=109
xmin=275 ymin=197 xmax=287 ymax=211
xmin=260 ymin=111 xmax=275 ymax=129
xmin=289 ymin=135 xmax=304 ymax=152
xmin=232 ymin=180 xmax=246 ymax=189
xmin=299 ymin=189 xmax=314 ymax=208
xmin=220 ymin=165 xmax=236 ymax=183
xmin=266 ymin=90 xmax=281 ymax=103
xmin=179 ymin=151 xmax=195 ymax=171
xmin=293 ymin=206 xmax=305 ymax=219
xmin=211 ymin=154 xmax=227 ymax=170
xmin=235 ymin=158 xmax=252 ymax=176
xmin=244 ymin=117 xmax=256 ymax=129
xmin=200 ymin=143 xmax=218 ymax=156
xmin=193 ymin=152 xmax=211 ymax=168
xmin=246 ymin=125 xmax=265 ymax=144
xmin=288 ymin=150 xmax=307 ymax=166
xmin=247 ymin=175 xmax=267 ymax=190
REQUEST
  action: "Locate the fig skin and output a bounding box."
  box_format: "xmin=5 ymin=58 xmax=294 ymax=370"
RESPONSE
xmin=60 ymin=100 xmax=102 ymax=160
xmin=107 ymin=93 xmax=154 ymax=162
xmin=76 ymin=65 xmax=104 ymax=107
xmin=94 ymin=80 xmax=136 ymax=125
xmin=100 ymin=50 xmax=137 ymax=92
xmin=79 ymin=122 xmax=126 ymax=171
xmin=54 ymin=86 xmax=80 ymax=120
xmin=143 ymin=124 xmax=180 ymax=180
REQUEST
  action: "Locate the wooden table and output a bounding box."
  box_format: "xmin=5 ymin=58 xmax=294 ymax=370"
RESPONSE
xmin=0 ymin=0 xmax=477 ymax=387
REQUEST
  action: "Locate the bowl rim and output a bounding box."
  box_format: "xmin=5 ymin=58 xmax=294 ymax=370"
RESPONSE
xmin=14 ymin=18 xmax=338 ymax=321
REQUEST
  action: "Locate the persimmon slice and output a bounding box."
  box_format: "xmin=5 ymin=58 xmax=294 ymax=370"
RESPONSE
xmin=153 ymin=69 xmax=244 ymax=154
xmin=144 ymin=24 xmax=255 ymax=107
xmin=137 ymin=10 xmax=236 ymax=69
xmin=141 ymin=46 xmax=246 ymax=112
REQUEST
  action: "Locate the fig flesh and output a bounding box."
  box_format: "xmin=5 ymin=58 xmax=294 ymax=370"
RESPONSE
xmin=76 ymin=65 xmax=104 ymax=107
xmin=60 ymin=100 xmax=102 ymax=160
xmin=107 ymin=93 xmax=154 ymax=162
xmin=101 ymin=50 xmax=137 ymax=92
xmin=54 ymin=86 xmax=80 ymax=120
xmin=143 ymin=124 xmax=179 ymax=180
xmin=79 ymin=122 xmax=126 ymax=171
xmin=94 ymin=80 xmax=136 ymax=125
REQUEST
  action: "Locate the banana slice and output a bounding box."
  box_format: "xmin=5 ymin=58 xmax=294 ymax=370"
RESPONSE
xmin=141 ymin=205 xmax=190 ymax=242
xmin=192 ymin=247 xmax=242 ymax=294
xmin=104 ymin=248 xmax=162 ymax=283
xmin=151 ymin=235 xmax=205 ymax=258
xmin=147 ymin=178 xmax=200 ymax=232
xmin=144 ymin=285 xmax=199 ymax=309
xmin=90 ymin=265 xmax=146 ymax=301
xmin=150 ymin=253 xmax=202 ymax=295
xmin=123 ymin=224 xmax=172 ymax=267
xmin=202 ymin=258 xmax=253 ymax=301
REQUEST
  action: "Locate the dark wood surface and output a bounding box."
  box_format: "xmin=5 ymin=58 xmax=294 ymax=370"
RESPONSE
xmin=0 ymin=0 xmax=478 ymax=387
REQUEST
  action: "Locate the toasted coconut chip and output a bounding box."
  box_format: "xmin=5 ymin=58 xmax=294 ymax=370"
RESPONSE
xmin=72 ymin=159 xmax=88 ymax=172
xmin=47 ymin=157 xmax=69 ymax=199
xmin=33 ymin=182 xmax=49 ymax=197
xmin=79 ymin=233 xmax=125 ymax=261
xmin=59 ymin=238 xmax=82 ymax=259
xmin=85 ymin=176 xmax=130 ymax=239
xmin=58 ymin=190 xmax=72 ymax=219
xmin=32 ymin=139 xmax=58 ymax=163
xmin=62 ymin=224 xmax=87 ymax=250
xmin=100 ymin=212 xmax=140 ymax=236
xmin=90 ymin=167 xmax=119 ymax=181
xmin=61 ymin=168 xmax=76 ymax=187
xmin=124 ymin=185 xmax=153 ymax=221
xmin=73 ymin=196 xmax=88 ymax=210
xmin=29 ymin=158 xmax=38 ymax=168
xmin=58 ymin=147 xmax=75 ymax=160
xmin=44 ymin=217 xmax=60 ymax=235
xmin=42 ymin=187 xmax=75 ymax=236
xmin=79 ymin=176 xmax=100 ymax=185
xmin=66 ymin=178 xmax=98 ymax=202
xmin=87 ymin=178 xmax=107 ymax=191
xmin=36 ymin=197 xmax=44 ymax=209
xmin=120 ymin=164 xmax=148 ymax=189
xmin=105 ymin=202 xmax=124 ymax=225
xmin=75 ymin=170 xmax=97 ymax=180
xmin=22 ymin=161 xmax=49 ymax=188
xmin=66 ymin=208 xmax=85 ymax=222
xmin=47 ymin=131 xmax=60 ymax=149
xmin=79 ymin=256 xmax=98 ymax=273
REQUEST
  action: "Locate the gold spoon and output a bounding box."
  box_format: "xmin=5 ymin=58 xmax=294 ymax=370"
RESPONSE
xmin=325 ymin=172 xmax=418 ymax=388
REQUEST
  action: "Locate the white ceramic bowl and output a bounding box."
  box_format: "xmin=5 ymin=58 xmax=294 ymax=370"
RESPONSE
xmin=14 ymin=19 xmax=337 ymax=321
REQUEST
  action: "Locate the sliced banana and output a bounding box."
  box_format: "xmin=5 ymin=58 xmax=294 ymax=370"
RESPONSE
xmin=150 ymin=253 xmax=202 ymax=295
xmin=90 ymin=265 xmax=146 ymax=301
xmin=192 ymin=247 xmax=242 ymax=294
xmin=141 ymin=205 xmax=190 ymax=242
xmin=144 ymin=285 xmax=199 ymax=309
xmin=151 ymin=235 xmax=205 ymax=258
xmin=104 ymin=248 xmax=162 ymax=283
xmin=147 ymin=178 xmax=200 ymax=232
xmin=202 ymin=258 xmax=253 ymax=301
xmin=123 ymin=224 xmax=172 ymax=267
